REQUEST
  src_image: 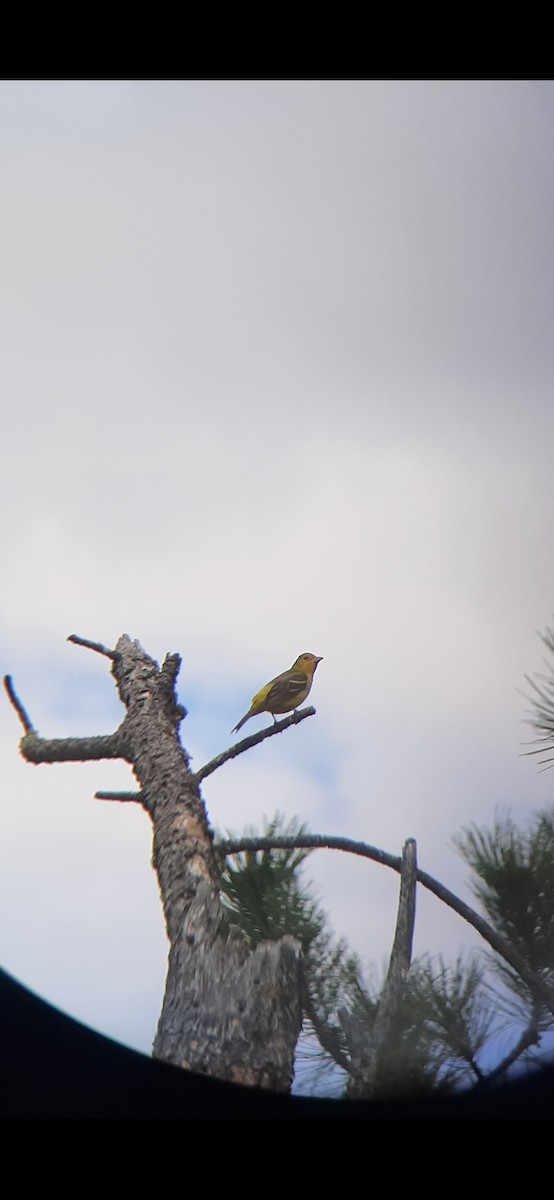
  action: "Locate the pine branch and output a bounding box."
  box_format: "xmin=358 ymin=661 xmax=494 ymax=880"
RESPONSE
xmin=520 ymin=622 xmax=554 ymax=769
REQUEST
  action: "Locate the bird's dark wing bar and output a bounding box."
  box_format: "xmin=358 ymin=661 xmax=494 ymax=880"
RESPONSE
xmin=266 ymin=671 xmax=308 ymax=707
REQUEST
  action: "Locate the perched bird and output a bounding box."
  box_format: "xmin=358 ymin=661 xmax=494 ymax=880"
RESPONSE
xmin=231 ymin=652 xmax=323 ymax=735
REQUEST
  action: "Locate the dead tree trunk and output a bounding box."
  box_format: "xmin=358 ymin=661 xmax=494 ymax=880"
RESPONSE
xmin=6 ymin=635 xmax=304 ymax=1091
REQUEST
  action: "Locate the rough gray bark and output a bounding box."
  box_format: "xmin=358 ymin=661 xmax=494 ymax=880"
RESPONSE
xmin=154 ymin=883 xmax=303 ymax=1087
xmin=6 ymin=635 xmax=304 ymax=1091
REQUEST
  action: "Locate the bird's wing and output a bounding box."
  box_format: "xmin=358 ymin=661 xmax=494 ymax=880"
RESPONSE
xmin=264 ymin=669 xmax=308 ymax=710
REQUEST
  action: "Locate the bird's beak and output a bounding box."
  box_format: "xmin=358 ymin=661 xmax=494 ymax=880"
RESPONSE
xmin=315 ymin=656 xmax=323 ymax=663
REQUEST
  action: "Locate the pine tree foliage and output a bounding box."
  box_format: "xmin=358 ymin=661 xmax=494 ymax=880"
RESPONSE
xmin=454 ymin=808 xmax=554 ymax=1032
xmin=524 ymin=622 xmax=554 ymax=768
xmin=339 ymin=953 xmax=499 ymax=1096
xmin=407 ymin=954 xmax=496 ymax=1086
xmin=342 ymin=962 xmax=457 ymax=1096
xmin=219 ymin=813 xmax=325 ymax=950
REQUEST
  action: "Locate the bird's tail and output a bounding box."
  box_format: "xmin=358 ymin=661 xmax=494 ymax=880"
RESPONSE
xmin=230 ymin=713 xmax=249 ymax=735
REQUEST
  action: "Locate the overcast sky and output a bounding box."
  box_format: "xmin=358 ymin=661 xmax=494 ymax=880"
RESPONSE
xmin=1 ymin=80 xmax=553 ymax=1091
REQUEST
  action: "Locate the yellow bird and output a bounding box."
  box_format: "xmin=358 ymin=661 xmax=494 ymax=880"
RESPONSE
xmin=231 ymin=652 xmax=323 ymax=735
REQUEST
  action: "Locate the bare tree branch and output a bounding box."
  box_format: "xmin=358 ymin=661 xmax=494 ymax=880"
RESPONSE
xmin=3 ymin=675 xmax=36 ymax=735
xmin=219 ymin=833 xmax=401 ymax=871
xmin=194 ymin=707 xmax=316 ymax=784
xmin=95 ymin=790 xmax=146 ymax=805
xmin=20 ymin=732 xmax=127 ymax=764
xmin=4 ymin=672 xmax=128 ymax=762
xmin=67 ymin=633 xmax=117 ymax=659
